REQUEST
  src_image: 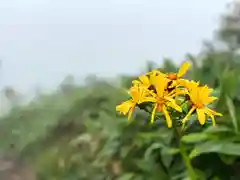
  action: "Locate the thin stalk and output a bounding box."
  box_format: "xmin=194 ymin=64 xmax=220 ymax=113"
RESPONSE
xmin=174 ymin=126 xmax=197 ymax=180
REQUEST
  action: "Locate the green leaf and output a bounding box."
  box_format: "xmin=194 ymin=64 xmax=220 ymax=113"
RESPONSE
xmin=194 ymin=169 xmax=207 ymax=180
xmin=210 ymin=177 xmax=220 ymax=180
xmin=144 ymin=143 xmax=164 ymax=160
xmin=117 ymin=173 xmax=135 ymax=180
xmin=226 ymin=95 xmax=238 ymax=133
xmin=138 ymin=129 xmax=171 ymax=140
xmin=220 ymin=154 xmax=237 ymax=165
xmin=172 ymin=171 xmax=188 ymax=180
xmin=182 ymin=102 xmax=190 ymax=114
xmin=221 ymin=70 xmax=238 ymax=97
xmin=161 ymin=147 xmax=180 ymax=155
xmin=204 ymin=126 xmax=232 ymax=133
xmin=212 ymin=88 xmax=221 ymax=98
xmin=207 ymin=89 xmax=221 ymax=109
xmin=181 ymin=133 xmax=210 ymax=143
xmin=189 ymin=141 xmax=240 ymax=159
xmin=120 ymin=147 xmax=131 ymax=158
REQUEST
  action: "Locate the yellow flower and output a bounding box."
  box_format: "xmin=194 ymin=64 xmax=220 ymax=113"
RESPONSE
xmin=116 ymin=86 xmax=153 ymax=120
xmin=147 ymin=76 xmax=182 ymax=128
xmin=167 ymin=61 xmax=191 ymax=80
xmin=132 ymin=74 xmax=151 ymax=88
xmin=146 ymin=69 xmax=166 ymax=78
xmin=174 ymin=88 xmax=189 ymax=96
xmin=182 ymin=80 xmax=199 ymax=91
xmin=182 ymin=85 xmax=222 ymax=126
xmin=165 ymin=62 xmax=191 ymax=89
xmin=177 ymin=79 xmax=200 ymax=95
xmin=132 ymin=70 xmax=165 ymax=88
xmin=132 ymin=62 xmax=190 ymax=90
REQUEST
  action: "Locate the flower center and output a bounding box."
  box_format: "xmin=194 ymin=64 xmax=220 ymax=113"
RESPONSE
xmin=167 ymin=73 xmax=178 ymax=80
xmin=195 ymin=103 xmax=205 ymax=109
xmin=156 ymin=98 xmax=165 ymax=112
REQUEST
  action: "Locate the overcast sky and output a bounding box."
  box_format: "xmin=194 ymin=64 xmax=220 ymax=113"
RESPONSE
xmin=0 ymin=0 xmax=228 ymax=92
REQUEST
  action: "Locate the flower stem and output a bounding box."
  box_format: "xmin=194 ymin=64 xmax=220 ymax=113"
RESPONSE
xmin=174 ymin=127 xmax=197 ymax=180
xmin=179 ymin=141 xmax=197 ymax=180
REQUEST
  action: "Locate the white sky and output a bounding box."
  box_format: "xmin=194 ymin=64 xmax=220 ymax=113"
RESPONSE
xmin=0 ymin=0 xmax=228 ymax=93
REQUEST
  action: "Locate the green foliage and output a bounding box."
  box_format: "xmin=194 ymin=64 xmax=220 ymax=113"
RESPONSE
xmin=2 ymin=5 xmax=240 ymax=179
xmin=1 ymin=48 xmax=240 ymax=180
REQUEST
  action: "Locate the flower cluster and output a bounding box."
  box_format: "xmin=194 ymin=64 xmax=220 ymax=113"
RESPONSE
xmin=116 ymin=62 xmax=222 ymax=128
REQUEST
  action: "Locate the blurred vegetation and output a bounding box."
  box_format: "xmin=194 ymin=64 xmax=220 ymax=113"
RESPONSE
xmin=1 ymin=3 xmax=240 ymax=180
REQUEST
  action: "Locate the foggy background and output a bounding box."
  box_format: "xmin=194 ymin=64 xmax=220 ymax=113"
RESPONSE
xmin=0 ymin=0 xmax=226 ymax=92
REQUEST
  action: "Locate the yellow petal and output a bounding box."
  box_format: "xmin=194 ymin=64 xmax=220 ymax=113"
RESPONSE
xmin=196 ymin=108 xmax=206 ymax=125
xmin=162 ymin=105 xmax=172 ymax=128
xmin=165 ymin=98 xmax=182 ymax=112
xmin=206 ymin=107 xmax=223 ymax=117
xmin=168 ymin=80 xmax=177 ymax=88
xmin=182 ymin=80 xmax=199 ymax=94
xmin=204 ymin=109 xmax=216 ymax=126
xmin=116 ymin=100 xmax=135 ymax=115
xmin=127 ymin=107 xmax=134 ymax=120
xmin=147 ymin=70 xmax=166 ymax=77
xmin=149 ymin=71 xmax=166 ymax=84
xmin=210 ymin=115 xmax=216 ymax=126
xmin=154 ymin=76 xmax=169 ymax=97
xmin=138 ymin=87 xmax=154 ymax=102
xmin=200 ymin=86 xmax=213 ymax=99
xmin=203 ymin=85 xmax=213 ymax=94
xmin=166 ymin=89 xmax=176 ymax=97
xmin=148 ymin=90 xmax=157 ymax=97
xmin=146 ymin=70 xmax=154 ymax=76
xmin=139 ymin=96 xmax=156 ymax=104
xmin=188 ymin=86 xmax=199 ymax=103
xmin=205 ymin=96 xmax=218 ymax=104
xmin=175 ymin=88 xmax=188 ymax=96
xmin=139 ymin=75 xmax=150 ymax=85
xmin=182 ymin=106 xmax=196 ymax=124
xmin=177 ymin=62 xmax=190 ymax=78
xmin=151 ymin=104 xmax=158 ymax=123
xmin=129 ymin=87 xmax=139 ymax=102
xmin=177 ymin=79 xmax=189 ymax=86
xmin=132 ymin=80 xmax=141 ymax=86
